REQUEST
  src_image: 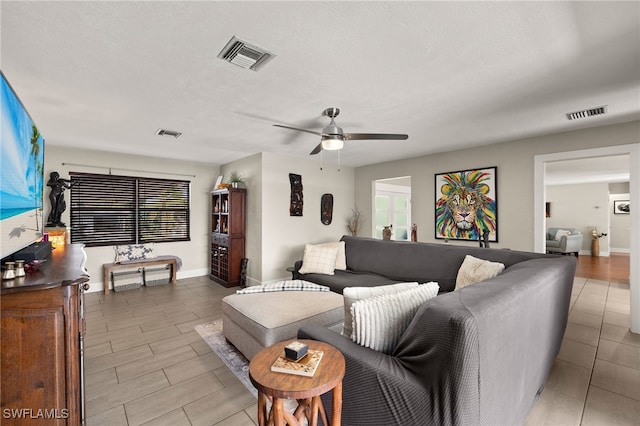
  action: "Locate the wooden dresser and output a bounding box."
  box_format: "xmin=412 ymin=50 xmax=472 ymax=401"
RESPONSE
xmin=1 ymin=244 xmax=89 ymax=425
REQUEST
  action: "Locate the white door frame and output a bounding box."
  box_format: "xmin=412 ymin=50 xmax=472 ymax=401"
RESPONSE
xmin=534 ymin=144 xmax=639 ymax=334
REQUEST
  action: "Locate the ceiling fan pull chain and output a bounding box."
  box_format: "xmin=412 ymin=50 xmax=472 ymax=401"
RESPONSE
xmin=338 ymin=149 xmax=341 ymax=172
xmin=320 ymin=149 xmax=323 ymax=170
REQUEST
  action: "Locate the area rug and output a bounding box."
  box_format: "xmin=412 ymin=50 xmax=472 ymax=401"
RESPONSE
xmin=194 ymin=320 xmax=257 ymax=398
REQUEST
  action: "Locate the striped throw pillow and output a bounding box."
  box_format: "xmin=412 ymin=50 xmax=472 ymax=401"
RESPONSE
xmin=351 ymin=282 xmax=440 ymax=354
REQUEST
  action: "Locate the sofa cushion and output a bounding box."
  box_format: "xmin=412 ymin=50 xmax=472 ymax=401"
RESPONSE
xmin=298 ymin=269 xmax=401 ymax=294
xmin=314 ymin=241 xmax=347 ymax=270
xmin=351 ymin=282 xmax=439 ymax=353
xmin=298 ymin=243 xmax=338 ymax=275
xmin=455 ymin=255 xmax=505 ymax=289
xmin=341 ymin=281 xmax=419 ymax=338
xmin=222 ymin=291 xmax=344 ymax=360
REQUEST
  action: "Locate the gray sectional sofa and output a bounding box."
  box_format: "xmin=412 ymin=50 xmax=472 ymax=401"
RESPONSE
xmin=295 ymin=236 xmax=577 ymax=425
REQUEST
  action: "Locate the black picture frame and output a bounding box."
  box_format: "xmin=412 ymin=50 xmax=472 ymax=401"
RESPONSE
xmin=435 ymin=166 xmax=498 ymax=242
xmin=613 ymin=200 xmax=630 ymax=214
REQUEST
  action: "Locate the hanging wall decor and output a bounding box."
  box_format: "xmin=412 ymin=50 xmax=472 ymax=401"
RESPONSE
xmin=289 ymin=173 xmax=303 ymax=216
xmin=435 ymin=166 xmax=498 ymax=242
xmin=321 ymin=193 xmax=333 ymax=225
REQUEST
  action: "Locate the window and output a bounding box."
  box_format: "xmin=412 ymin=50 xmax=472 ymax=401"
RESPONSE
xmin=70 ymin=173 xmax=190 ymax=246
xmin=374 ymin=177 xmax=411 ymax=240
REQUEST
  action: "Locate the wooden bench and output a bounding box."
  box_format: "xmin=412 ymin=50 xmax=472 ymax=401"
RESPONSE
xmin=103 ymin=258 xmax=177 ymax=294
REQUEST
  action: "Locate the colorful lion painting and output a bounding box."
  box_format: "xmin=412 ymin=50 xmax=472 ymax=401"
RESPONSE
xmin=436 ymin=169 xmax=497 ymax=241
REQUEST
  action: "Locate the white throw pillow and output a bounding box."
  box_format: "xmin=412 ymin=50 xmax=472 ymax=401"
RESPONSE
xmin=555 ymin=229 xmax=572 ymax=241
xmin=314 ymin=241 xmax=347 ymax=270
xmin=351 ymin=282 xmax=440 ymax=354
xmin=455 ymin=255 xmax=505 ymax=289
xmin=298 ymin=244 xmax=339 ymax=275
xmin=341 ymin=282 xmax=420 ymax=338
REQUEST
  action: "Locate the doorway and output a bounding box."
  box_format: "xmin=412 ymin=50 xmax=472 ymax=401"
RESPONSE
xmin=534 ymin=144 xmax=639 ymax=333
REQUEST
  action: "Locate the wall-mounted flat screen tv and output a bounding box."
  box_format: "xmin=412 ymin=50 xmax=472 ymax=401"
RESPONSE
xmin=1 ymin=70 xmax=45 ymax=260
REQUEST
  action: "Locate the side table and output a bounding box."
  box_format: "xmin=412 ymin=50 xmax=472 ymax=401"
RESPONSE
xmin=249 ymin=339 xmax=345 ymax=426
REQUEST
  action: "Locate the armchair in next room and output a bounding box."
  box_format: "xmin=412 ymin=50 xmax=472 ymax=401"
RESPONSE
xmin=546 ymin=227 xmax=583 ymax=256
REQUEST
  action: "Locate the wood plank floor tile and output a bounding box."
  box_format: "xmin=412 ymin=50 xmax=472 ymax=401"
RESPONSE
xmin=163 ymin=352 xmax=224 ymax=385
xmin=85 ymin=344 xmax=153 ymax=375
xmin=86 ymin=404 xmax=129 ymax=426
xmin=139 ymin=408 xmax=192 ymax=426
xmin=182 ymin=383 xmax=256 ymax=426
xmin=123 ymin=372 xmax=223 ymax=425
xmin=116 ymin=345 xmax=198 ymax=383
xmin=86 ymin=370 xmax=170 ymax=417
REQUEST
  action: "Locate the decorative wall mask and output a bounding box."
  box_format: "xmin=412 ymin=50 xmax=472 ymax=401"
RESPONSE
xmin=321 ymin=194 xmax=333 ymax=225
xmin=289 ymin=173 xmax=303 ymax=216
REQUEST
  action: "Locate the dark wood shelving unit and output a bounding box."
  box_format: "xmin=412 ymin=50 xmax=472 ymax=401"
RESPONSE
xmin=210 ymin=188 xmax=246 ymax=287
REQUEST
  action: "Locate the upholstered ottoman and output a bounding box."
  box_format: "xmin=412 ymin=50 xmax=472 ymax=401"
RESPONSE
xmin=222 ymin=290 xmax=344 ymax=360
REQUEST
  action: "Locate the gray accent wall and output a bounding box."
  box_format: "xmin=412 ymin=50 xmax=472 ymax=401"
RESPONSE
xmin=353 ymin=120 xmax=639 ymax=252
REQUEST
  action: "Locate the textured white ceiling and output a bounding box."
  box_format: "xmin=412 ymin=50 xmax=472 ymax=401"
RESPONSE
xmin=2 ymin=1 xmax=639 ymax=167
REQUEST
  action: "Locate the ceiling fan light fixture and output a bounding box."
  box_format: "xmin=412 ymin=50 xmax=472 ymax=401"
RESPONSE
xmin=321 ymin=135 xmax=344 ymax=151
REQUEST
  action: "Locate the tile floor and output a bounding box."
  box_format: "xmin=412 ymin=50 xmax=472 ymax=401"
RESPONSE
xmin=84 ymin=275 xmax=639 ymax=425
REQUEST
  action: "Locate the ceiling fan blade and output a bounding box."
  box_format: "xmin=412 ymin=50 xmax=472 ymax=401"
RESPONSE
xmin=273 ymin=124 xmax=322 ymax=137
xmin=309 ymin=143 xmax=323 ymax=155
xmin=345 ymin=133 xmax=409 ymax=141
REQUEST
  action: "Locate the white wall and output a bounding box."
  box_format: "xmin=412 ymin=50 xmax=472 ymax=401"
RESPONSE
xmin=610 ymin=192 xmax=631 ymax=253
xmin=260 ymin=152 xmax=355 ymax=283
xmin=222 ymin=152 xmax=355 ymax=284
xmin=45 ymin=146 xmax=220 ymax=293
xmin=546 ymin=183 xmax=610 ymax=255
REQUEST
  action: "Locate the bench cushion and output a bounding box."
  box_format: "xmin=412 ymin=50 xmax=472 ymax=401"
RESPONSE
xmin=222 ymin=291 xmax=344 ymax=360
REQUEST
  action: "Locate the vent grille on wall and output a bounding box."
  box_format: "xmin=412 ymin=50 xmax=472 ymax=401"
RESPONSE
xmin=218 ymin=36 xmax=274 ymax=71
xmin=155 ymin=129 xmax=182 ymax=138
xmin=566 ymin=106 xmax=607 ymax=120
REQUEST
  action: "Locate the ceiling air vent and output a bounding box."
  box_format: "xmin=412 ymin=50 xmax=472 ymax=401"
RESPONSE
xmin=566 ymin=106 xmax=607 ymax=121
xmin=155 ymin=128 xmax=182 ymax=139
xmin=217 ymin=36 xmax=275 ymax=71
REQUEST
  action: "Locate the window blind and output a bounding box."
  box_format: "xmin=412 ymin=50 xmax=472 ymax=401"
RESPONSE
xmin=70 ymin=173 xmax=190 ymax=246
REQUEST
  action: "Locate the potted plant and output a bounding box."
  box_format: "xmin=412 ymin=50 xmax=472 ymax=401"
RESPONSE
xmin=229 ymin=173 xmax=244 ymax=188
xmin=347 ymin=207 xmax=362 ymax=236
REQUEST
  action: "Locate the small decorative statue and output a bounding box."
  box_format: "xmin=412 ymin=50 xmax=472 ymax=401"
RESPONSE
xmin=411 ymin=223 xmax=418 ymax=242
xmin=46 ymin=171 xmax=77 ymax=227
xmin=382 ymin=225 xmax=393 ymax=240
xmin=478 ymin=228 xmax=490 ymax=248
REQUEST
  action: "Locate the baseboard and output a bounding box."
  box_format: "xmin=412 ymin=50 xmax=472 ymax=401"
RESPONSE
xmin=177 ymin=268 xmax=209 ymax=279
xmin=246 ymin=276 xmax=262 ymax=287
xmin=610 ymin=248 xmax=630 ymax=254
xmin=579 ymin=249 xmax=612 ymax=257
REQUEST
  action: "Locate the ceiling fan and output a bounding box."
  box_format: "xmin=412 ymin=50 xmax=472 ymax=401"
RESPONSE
xmin=273 ymin=107 xmax=408 ymax=155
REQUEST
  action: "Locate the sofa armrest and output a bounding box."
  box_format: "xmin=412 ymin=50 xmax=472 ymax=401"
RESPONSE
xmin=292 ymin=260 xmax=303 ymax=279
xmin=298 ymin=325 xmax=429 ymax=425
xmin=560 ymin=233 xmax=583 ymax=252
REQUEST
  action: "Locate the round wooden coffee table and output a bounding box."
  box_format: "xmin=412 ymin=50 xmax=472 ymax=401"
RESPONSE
xmin=249 ymin=339 xmax=345 ymax=426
